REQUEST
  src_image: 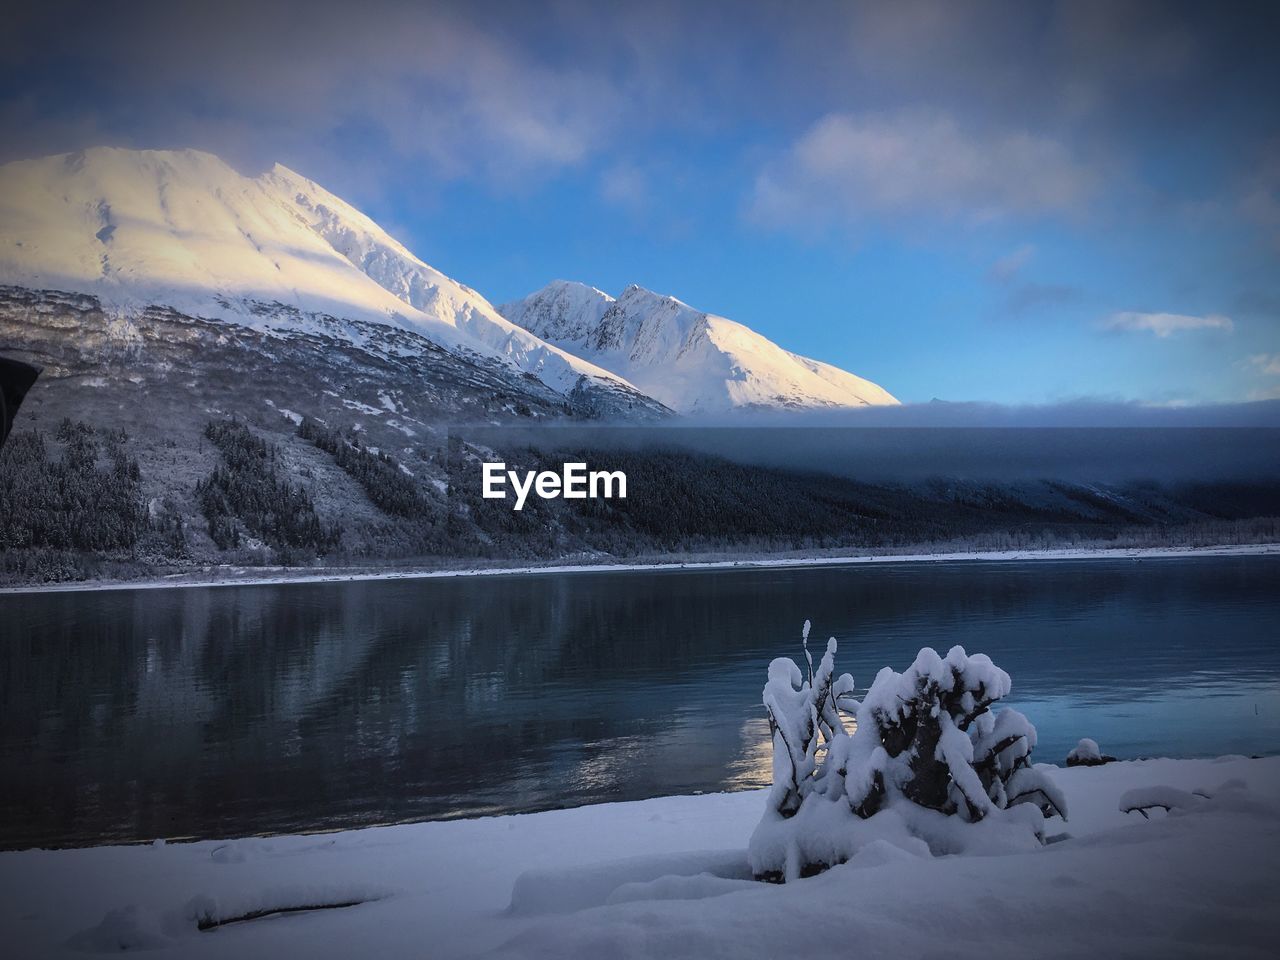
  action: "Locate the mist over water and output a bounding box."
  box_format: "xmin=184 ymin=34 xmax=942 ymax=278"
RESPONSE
xmin=682 ymin=399 xmax=1280 ymax=429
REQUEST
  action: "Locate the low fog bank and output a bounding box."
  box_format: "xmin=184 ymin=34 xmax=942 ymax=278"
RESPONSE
xmin=466 ymin=401 xmax=1280 ymax=484
xmin=681 ymin=398 xmax=1280 ymax=429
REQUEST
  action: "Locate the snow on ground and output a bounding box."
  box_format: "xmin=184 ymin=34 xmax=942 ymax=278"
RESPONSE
xmin=339 ymin=397 xmax=383 ymax=416
xmin=2 ymin=542 xmax=1276 ymax=595
xmin=263 ymin=399 xmax=303 ymax=426
xmin=2 ymin=757 xmax=1278 ymax=959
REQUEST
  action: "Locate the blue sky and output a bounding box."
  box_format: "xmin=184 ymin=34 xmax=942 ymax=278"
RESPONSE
xmin=4 ymin=0 xmax=1279 ymax=405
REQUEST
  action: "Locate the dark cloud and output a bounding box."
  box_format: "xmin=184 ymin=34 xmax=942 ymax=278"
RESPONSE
xmin=5 ymin=2 xmax=1276 ymax=195
xmin=750 ymin=2 xmax=1280 ymax=235
xmin=3 ymin=0 xmax=1278 ymax=340
xmin=825 ymin=1 xmax=1270 ymax=137
xmin=0 ymin=1 xmax=687 ymax=191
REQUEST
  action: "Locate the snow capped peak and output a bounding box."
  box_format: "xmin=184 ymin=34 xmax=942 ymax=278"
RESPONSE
xmin=619 ymin=283 xmax=677 ymax=304
xmin=0 ymin=147 xmax=640 ymax=397
xmin=498 ymin=280 xmax=615 ymax=351
xmin=551 ymin=279 xmax=614 ymax=300
xmin=70 ymin=145 xmax=238 ymax=175
xmin=0 ymin=145 xmax=893 ymax=414
xmin=499 ymin=282 xmax=899 ymax=413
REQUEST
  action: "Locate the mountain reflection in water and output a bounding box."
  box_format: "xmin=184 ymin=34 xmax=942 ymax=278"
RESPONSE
xmin=1 ymin=556 xmax=1277 ymax=849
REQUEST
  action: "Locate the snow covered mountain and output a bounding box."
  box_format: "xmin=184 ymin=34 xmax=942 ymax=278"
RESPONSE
xmin=0 ymin=147 xmax=897 ymax=418
xmin=499 ymin=281 xmax=899 ymax=414
xmin=0 ymin=148 xmax=647 ymax=402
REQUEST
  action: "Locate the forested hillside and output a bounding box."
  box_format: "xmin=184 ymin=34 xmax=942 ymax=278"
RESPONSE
xmin=2 ymin=416 xmax=1278 ymax=584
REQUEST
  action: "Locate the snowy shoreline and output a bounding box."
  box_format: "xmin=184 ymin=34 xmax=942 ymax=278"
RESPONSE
xmin=3 ymin=756 xmax=1278 ymax=958
xmin=2 ymin=541 xmax=1277 ymax=596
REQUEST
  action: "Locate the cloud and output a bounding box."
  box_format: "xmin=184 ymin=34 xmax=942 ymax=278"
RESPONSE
xmin=0 ymin=1 xmax=641 ymax=189
xmin=987 ymin=244 xmax=1036 ymax=282
xmin=839 ymin=1 xmax=1201 ymax=121
xmin=1104 ymin=311 xmax=1234 ymax=337
xmin=984 ymin=244 xmax=1084 ymax=318
xmin=749 ymin=111 xmax=1098 ymax=230
xmin=599 ymin=163 xmax=649 ymax=211
xmin=1248 ymin=353 xmax=1280 ymax=375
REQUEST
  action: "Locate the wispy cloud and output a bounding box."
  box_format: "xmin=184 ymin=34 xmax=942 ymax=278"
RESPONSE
xmin=1248 ymin=353 xmax=1280 ymax=375
xmin=987 ymin=244 xmax=1036 ymax=283
xmin=748 ymin=111 xmax=1098 ymax=229
xmin=984 ymin=244 xmax=1084 ymax=318
xmin=1104 ymin=311 xmax=1233 ymax=337
xmin=598 ymin=163 xmax=649 ymax=212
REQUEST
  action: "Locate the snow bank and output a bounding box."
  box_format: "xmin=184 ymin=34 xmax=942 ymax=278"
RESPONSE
xmin=5 ymin=542 xmax=1275 ymax=597
xmin=508 ymin=849 xmax=751 ymax=916
xmin=2 ymin=757 xmax=1278 ymax=959
xmin=64 ymin=906 xmax=169 ymax=953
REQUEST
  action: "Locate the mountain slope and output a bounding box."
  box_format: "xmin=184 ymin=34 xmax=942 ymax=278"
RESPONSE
xmin=499 ymin=281 xmax=899 ymax=413
xmin=0 ymin=148 xmax=647 ymax=401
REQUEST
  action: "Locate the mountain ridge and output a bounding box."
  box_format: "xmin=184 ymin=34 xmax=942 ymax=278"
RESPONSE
xmin=0 ymin=147 xmax=644 ymax=402
xmin=1 ymin=146 xmax=899 ymax=418
xmin=499 ymin=280 xmax=899 ymax=414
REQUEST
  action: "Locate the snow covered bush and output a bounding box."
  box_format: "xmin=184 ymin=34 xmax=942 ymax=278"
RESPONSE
xmin=1066 ymin=737 xmax=1116 ymax=766
xmin=750 ymin=622 xmax=1067 ymax=881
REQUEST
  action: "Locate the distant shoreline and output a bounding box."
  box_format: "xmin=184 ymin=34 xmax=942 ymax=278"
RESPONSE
xmin=2 ymin=541 xmax=1276 ymax=596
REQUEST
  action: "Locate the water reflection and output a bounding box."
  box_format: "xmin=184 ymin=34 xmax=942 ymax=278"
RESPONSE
xmin=1 ymin=556 xmax=1277 ymax=849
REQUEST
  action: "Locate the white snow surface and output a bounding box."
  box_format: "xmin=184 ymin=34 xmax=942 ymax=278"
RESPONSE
xmin=1069 ymin=738 xmax=1103 ymax=762
xmin=0 ymin=148 xmax=633 ymax=395
xmin=499 ymin=280 xmax=900 ymax=413
xmin=3 ymin=756 xmax=1279 ymax=959
xmin=3 ymin=541 xmax=1275 ymax=597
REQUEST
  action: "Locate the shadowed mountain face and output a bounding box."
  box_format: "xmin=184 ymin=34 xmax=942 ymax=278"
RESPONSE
xmin=0 ymin=149 xmax=676 ymax=572
xmin=0 ymin=285 xmax=673 ymax=579
xmin=2 ymin=326 xmax=1276 ymax=585
xmin=0 ymin=285 xmax=667 ymax=437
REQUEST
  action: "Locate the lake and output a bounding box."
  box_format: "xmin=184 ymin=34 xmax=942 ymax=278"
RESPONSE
xmin=1 ymin=555 xmax=1278 ymax=850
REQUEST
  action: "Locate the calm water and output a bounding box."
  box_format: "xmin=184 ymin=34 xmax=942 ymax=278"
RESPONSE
xmin=1 ymin=556 xmax=1278 ymax=850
